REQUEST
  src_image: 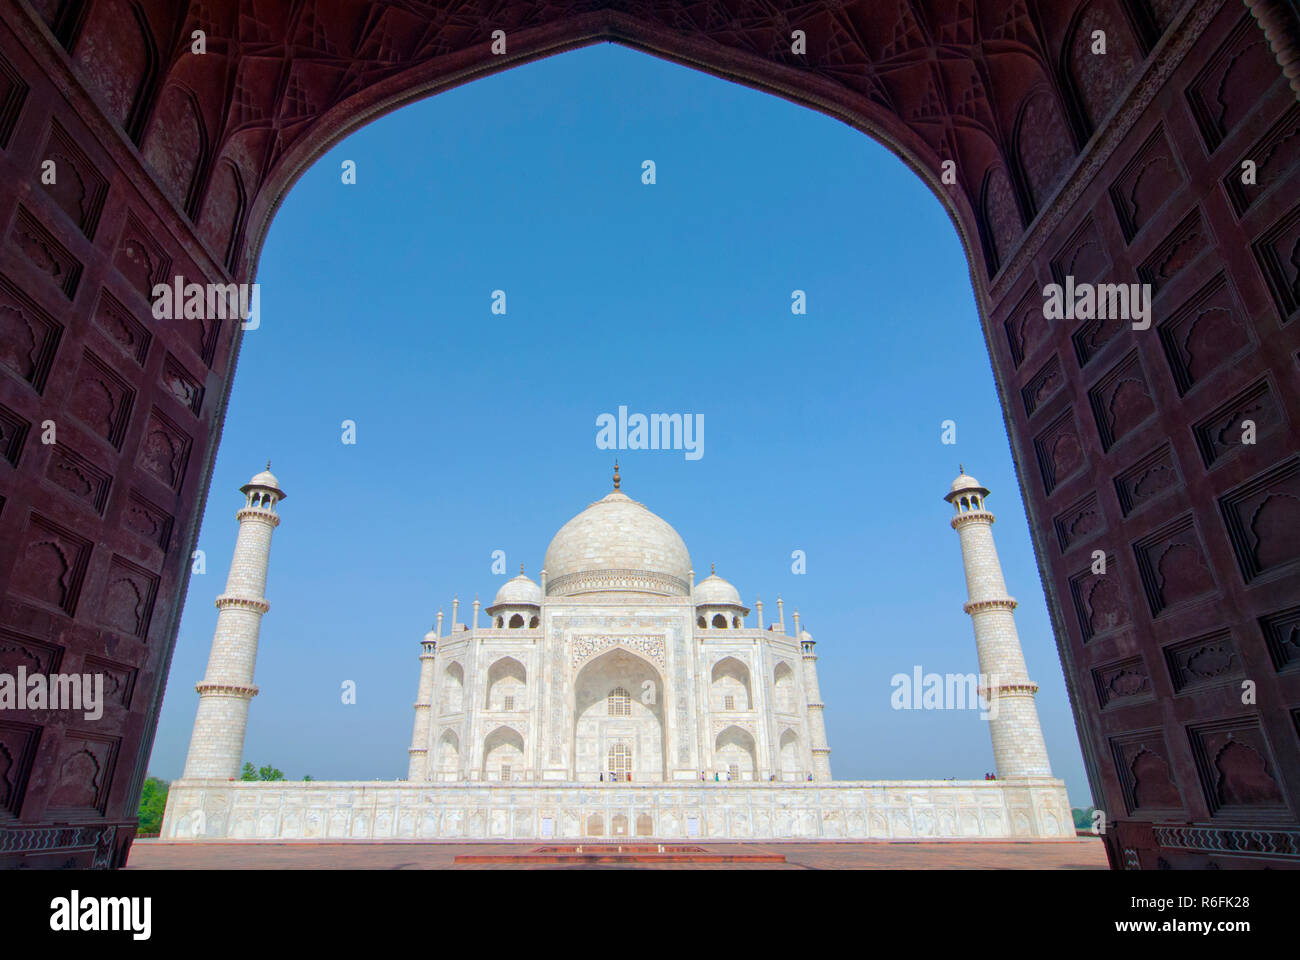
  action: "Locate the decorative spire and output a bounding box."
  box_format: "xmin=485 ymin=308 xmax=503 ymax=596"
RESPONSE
xmin=520 ymin=562 xmax=525 ymax=575
xmin=959 ymin=463 xmax=964 ymax=474
xmin=613 ymin=459 xmax=621 ymax=491
xmin=710 ymin=562 xmax=715 ymax=575
xmin=267 ymin=459 xmax=272 ymax=471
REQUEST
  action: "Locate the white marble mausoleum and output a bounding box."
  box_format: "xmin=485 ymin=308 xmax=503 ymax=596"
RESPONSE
xmin=161 ymin=464 xmax=1075 ymax=841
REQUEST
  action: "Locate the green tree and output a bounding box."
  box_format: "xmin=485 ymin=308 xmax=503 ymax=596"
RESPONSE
xmin=136 ymin=776 xmax=169 ymax=836
xmin=303 ymin=775 xmax=314 ymax=781
xmin=241 ymin=761 xmax=285 ymax=781
xmin=1072 ymin=806 xmax=1097 ymax=831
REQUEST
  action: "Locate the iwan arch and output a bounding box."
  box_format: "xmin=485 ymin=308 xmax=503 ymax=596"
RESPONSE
xmin=0 ymin=1 xmax=1297 ymax=868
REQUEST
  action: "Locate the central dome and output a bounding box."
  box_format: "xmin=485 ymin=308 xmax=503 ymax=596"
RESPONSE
xmin=543 ymin=490 xmax=692 ymax=597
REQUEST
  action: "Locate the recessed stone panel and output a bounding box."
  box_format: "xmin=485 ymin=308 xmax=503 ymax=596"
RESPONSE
xmin=1186 ymin=14 xmax=1282 ymax=152
xmin=69 ymin=349 xmax=135 ymax=450
xmin=92 ymin=289 xmax=151 ymax=366
xmin=1259 ymin=605 xmax=1300 ymax=673
xmin=122 ymin=489 xmax=173 ymax=552
xmin=1053 ymin=491 xmax=1105 ymax=553
xmin=98 ymin=555 xmax=159 ymax=639
xmin=1219 ymin=458 xmax=1300 ymax=583
xmin=1252 ymin=202 xmax=1300 ymax=324
xmin=1093 ymin=655 xmax=1153 ymax=709
xmin=1109 ymin=126 xmax=1183 ymax=242
xmin=1187 ymin=717 xmax=1287 ymax=820
xmin=1021 ymin=354 xmax=1064 ymax=417
xmin=1137 ymin=210 xmax=1207 ymax=297
xmin=46 ymin=442 xmax=112 ymax=514
xmin=11 ymin=206 xmax=81 ymax=300
xmin=1069 ymin=556 xmax=1131 ymax=641
xmin=1089 ymin=351 xmax=1155 ymax=451
xmin=1034 ymin=409 xmax=1087 ymax=495
xmin=1133 ymin=514 xmax=1217 ymax=618
xmin=0 ymin=403 xmax=29 ymax=467
xmin=37 ymin=118 xmax=109 ymax=240
xmin=1223 ymin=103 xmax=1300 ymax=215
xmin=10 ymin=513 xmax=92 ymax=616
xmin=136 ymin=408 xmax=192 ymax=492
xmin=0 ymin=720 xmax=41 ymax=817
xmin=1163 ymin=629 xmax=1243 ymax=693
xmin=1192 ymin=378 xmax=1281 ymax=468
xmin=1110 ymin=729 xmax=1184 ymax=815
xmin=0 ymin=274 xmax=62 ymax=393
xmin=1158 ymin=272 xmax=1252 ymax=395
xmin=46 ymin=731 xmax=119 ymax=815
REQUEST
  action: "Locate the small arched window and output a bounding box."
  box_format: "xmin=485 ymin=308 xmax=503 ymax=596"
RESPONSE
xmin=529 ymin=615 xmax=539 ymax=628
xmin=607 ymin=686 xmax=631 ymax=717
xmin=712 ymin=614 xmax=728 ymax=629
xmin=495 ymin=617 xmax=503 ymax=628
xmin=697 ymin=615 xmax=707 ymax=628
xmin=508 ymin=613 xmax=524 ymax=628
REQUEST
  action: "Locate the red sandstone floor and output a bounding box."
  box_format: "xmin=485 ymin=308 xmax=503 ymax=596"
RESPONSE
xmin=126 ymin=837 xmax=1109 ymax=869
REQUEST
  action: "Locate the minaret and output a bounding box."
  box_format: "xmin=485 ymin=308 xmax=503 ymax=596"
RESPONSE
xmin=181 ymin=464 xmax=285 ymax=779
xmin=799 ymin=628 xmax=832 ymax=780
xmin=407 ymin=624 xmax=439 ymax=780
xmin=945 ymin=467 xmax=1053 ymax=778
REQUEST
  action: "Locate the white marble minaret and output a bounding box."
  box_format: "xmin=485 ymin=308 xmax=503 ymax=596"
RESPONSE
xmin=800 ymin=629 xmax=833 ymax=781
xmin=181 ymin=464 xmax=285 ymax=779
xmin=406 ymin=622 xmax=440 ymax=780
xmin=945 ymin=467 xmax=1053 ymax=779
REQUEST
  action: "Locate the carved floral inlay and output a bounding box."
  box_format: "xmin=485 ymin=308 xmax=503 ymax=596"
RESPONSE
xmin=570 ymin=635 xmax=666 ymax=670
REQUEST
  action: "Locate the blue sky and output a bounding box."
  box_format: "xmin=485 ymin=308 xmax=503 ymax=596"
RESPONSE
xmin=147 ymin=43 xmax=1092 ymax=806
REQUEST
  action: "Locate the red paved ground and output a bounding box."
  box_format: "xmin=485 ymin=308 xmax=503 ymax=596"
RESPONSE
xmin=127 ymin=837 xmax=1109 ymax=870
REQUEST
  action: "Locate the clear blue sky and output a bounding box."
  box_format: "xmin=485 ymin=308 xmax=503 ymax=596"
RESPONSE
xmin=147 ymin=44 xmax=1092 ymax=806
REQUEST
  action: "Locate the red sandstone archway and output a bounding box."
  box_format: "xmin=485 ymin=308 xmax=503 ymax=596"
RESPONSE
xmin=0 ymin=0 xmax=1297 ymax=869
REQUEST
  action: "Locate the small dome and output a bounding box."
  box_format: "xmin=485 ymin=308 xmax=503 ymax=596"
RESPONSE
xmin=241 ymin=462 xmax=285 ymax=499
xmin=799 ymin=629 xmax=815 ymax=643
xmin=694 ymin=572 xmax=741 ymax=607
xmin=491 ymin=572 xmax=542 ymax=607
xmin=945 ymin=466 xmax=988 ymax=502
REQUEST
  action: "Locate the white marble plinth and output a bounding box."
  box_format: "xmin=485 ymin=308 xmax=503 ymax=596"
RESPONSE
xmin=160 ymin=778 xmax=1075 ymax=841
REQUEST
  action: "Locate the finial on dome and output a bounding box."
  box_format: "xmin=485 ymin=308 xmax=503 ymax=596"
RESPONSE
xmin=613 ymin=459 xmax=621 ymax=490
xmin=959 ymin=463 xmax=964 ymax=475
xmin=711 ymin=562 xmax=715 ymax=575
xmin=520 ymin=562 xmax=525 ymax=575
xmin=267 ymin=459 xmax=272 ymax=471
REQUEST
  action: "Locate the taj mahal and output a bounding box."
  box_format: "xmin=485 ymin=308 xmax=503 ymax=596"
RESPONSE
xmin=161 ymin=463 xmax=1075 ymax=842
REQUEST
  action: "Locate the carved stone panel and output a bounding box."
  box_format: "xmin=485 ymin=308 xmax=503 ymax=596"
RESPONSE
xmin=1093 ymin=655 xmax=1153 ymax=710
xmin=1163 ymin=629 xmax=1243 ymax=693
xmin=1110 ymin=729 xmax=1184 ymax=816
xmin=1158 ymin=273 xmax=1252 ymax=395
xmin=1088 ymin=351 xmax=1156 ymax=451
xmin=1133 ymin=514 xmax=1217 ymax=618
xmin=1218 ymin=458 xmax=1300 ymax=583
xmin=1114 ymin=443 xmax=1180 ymax=517
xmin=1187 ymin=718 xmax=1288 ymax=820
xmin=1070 ymin=556 xmax=1132 ymax=642
xmin=1192 ymin=378 xmax=1281 ymax=468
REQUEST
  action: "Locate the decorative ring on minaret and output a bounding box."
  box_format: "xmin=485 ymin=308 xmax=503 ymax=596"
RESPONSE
xmin=194 ymin=681 xmax=259 ymax=698
xmin=978 ymin=682 xmax=1040 ymax=697
xmin=950 ymin=510 xmax=995 ymax=529
xmin=963 ymin=597 xmax=1018 ymax=614
xmin=215 ymin=595 xmax=271 ymax=614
